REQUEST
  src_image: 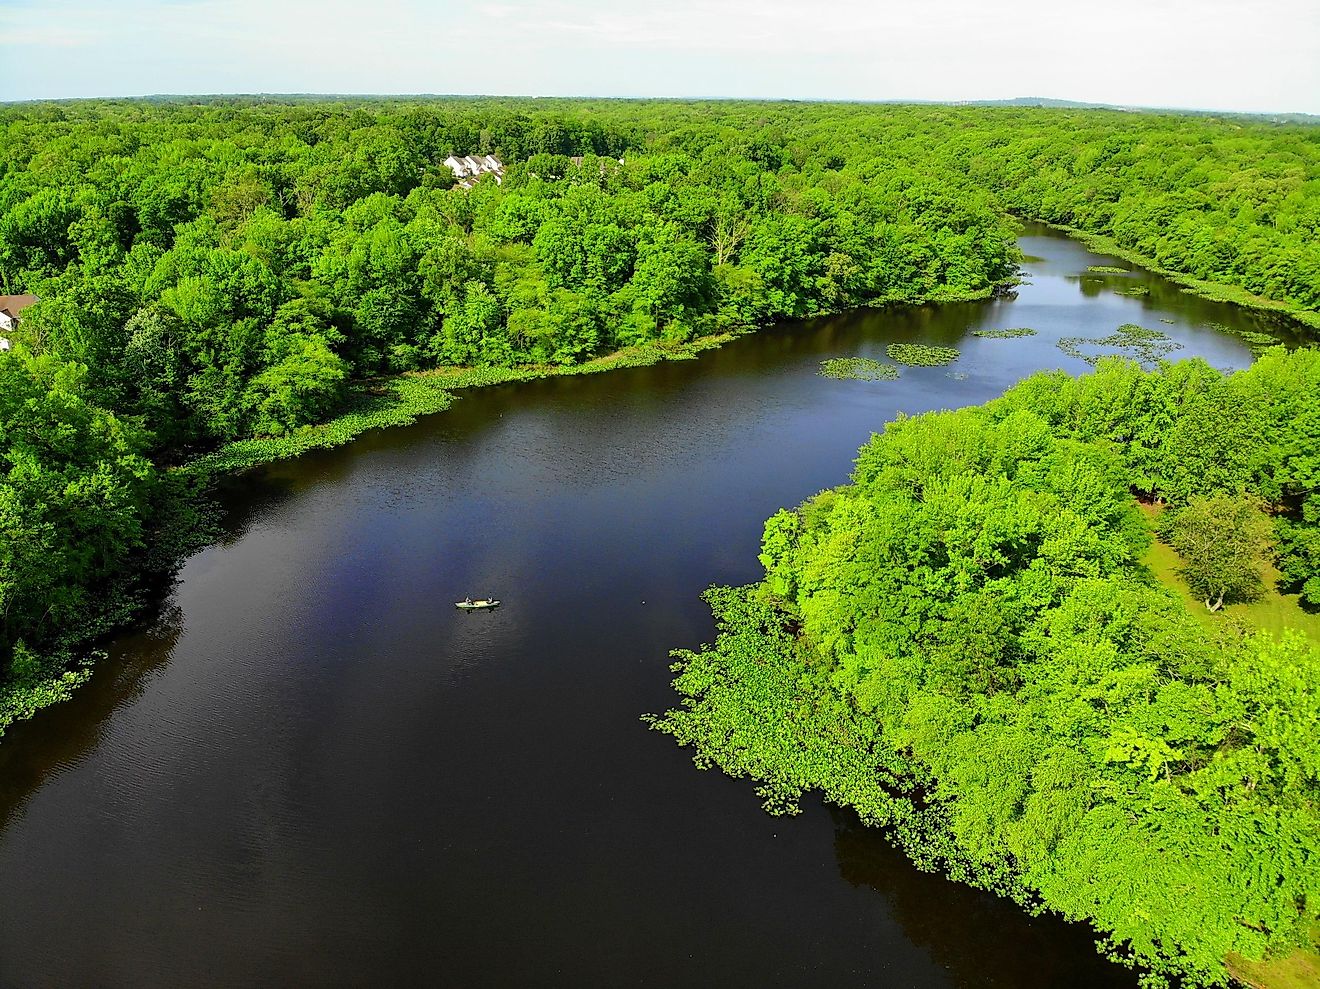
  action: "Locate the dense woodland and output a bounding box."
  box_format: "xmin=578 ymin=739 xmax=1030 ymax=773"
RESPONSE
xmin=0 ymin=99 xmax=1028 ymax=732
xmin=1 ymin=98 xmax=1318 ymax=981
xmin=652 ymin=351 xmax=1320 ymax=988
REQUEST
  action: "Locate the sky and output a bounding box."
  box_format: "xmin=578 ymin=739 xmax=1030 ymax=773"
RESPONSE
xmin=1 ymin=0 xmax=1318 ymax=113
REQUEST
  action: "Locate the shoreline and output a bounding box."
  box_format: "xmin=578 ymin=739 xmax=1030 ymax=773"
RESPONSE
xmin=4 ymin=224 xmax=1306 ymax=738
xmin=1035 ymin=220 xmax=1320 ymax=332
xmin=183 ymin=332 xmax=742 ymax=477
xmin=2 ymin=283 xmax=1010 ymax=740
xmin=184 ymin=286 xmax=1008 ymax=479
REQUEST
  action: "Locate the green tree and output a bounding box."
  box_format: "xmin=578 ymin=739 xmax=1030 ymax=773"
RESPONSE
xmin=1163 ymin=493 xmax=1276 ymax=610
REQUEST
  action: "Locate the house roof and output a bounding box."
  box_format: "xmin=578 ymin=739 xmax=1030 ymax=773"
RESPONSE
xmin=444 ymin=153 xmax=504 ymax=187
xmin=0 ymin=294 xmax=38 ymax=319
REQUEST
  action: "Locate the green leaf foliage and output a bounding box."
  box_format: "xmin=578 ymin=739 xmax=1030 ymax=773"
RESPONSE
xmin=651 ymin=350 xmax=1320 ymax=987
xmin=1057 ymin=324 xmax=1184 ymax=368
xmin=1 ymin=96 xmax=1318 ymax=749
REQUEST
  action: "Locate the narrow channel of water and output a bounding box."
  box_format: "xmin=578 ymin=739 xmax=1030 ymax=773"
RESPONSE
xmin=0 ymin=225 xmax=1288 ymax=987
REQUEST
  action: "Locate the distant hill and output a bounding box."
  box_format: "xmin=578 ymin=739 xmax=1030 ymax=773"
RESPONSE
xmin=964 ymin=96 xmax=1135 ymax=109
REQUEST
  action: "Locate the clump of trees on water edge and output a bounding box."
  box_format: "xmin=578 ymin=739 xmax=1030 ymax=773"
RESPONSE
xmin=649 ymin=350 xmax=1320 ymax=988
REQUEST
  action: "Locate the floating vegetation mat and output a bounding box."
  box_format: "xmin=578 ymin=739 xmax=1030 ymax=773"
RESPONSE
xmin=1160 ymin=317 xmax=1176 ymax=324
xmin=972 ymin=327 xmax=1037 ymax=339
xmin=1116 ymin=286 xmax=1150 ymax=297
xmin=819 ymin=357 xmax=900 ymax=381
xmin=1086 ymin=265 xmax=1129 ymax=274
xmin=946 ymin=371 xmax=970 ymax=381
xmin=1208 ymin=322 xmax=1281 ymax=357
xmin=886 ymin=343 xmax=961 ymax=367
xmin=1057 ymin=324 xmax=1184 ymax=368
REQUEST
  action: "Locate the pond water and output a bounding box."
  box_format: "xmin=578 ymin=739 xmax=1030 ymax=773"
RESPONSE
xmin=0 ymin=225 xmax=1292 ymax=987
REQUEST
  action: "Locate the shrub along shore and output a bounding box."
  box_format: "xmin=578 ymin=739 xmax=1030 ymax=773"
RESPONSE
xmin=1042 ymin=222 xmax=1320 ymax=331
xmin=185 ymin=333 xmax=739 ymax=475
xmin=650 ymin=350 xmax=1320 ymax=989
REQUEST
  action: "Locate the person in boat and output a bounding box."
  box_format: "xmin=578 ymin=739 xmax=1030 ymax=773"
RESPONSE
xmin=464 ymin=596 xmax=472 ymax=605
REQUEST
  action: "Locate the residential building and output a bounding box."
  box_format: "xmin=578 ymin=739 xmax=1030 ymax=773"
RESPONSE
xmin=0 ymin=294 xmax=38 ymax=336
xmin=443 ymin=153 xmax=504 ymax=190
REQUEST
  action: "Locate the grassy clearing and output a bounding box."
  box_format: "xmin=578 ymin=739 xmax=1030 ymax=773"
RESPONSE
xmin=1138 ymin=505 xmax=1320 ymax=644
xmin=1141 ymin=503 xmax=1320 ymax=988
xmin=1228 ymin=946 xmax=1320 ymax=989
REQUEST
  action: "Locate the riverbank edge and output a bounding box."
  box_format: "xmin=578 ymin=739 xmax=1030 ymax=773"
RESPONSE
xmin=182 ymin=331 xmax=744 ymax=477
xmin=4 ymin=213 xmax=1311 ymax=736
xmin=3 ymin=207 xmax=1307 ymax=737
xmin=651 ymin=581 xmax=1318 ymax=989
xmin=183 ymin=287 xmax=1008 ymax=478
xmin=2 ymin=279 xmax=1012 ymax=739
xmin=1036 ymin=220 xmax=1320 ymax=332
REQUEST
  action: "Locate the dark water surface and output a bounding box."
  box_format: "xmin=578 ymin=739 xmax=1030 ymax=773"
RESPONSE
xmin=0 ymin=227 xmax=1289 ymax=987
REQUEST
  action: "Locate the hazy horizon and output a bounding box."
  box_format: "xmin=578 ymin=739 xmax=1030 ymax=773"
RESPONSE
xmin=2 ymin=0 xmax=1318 ymax=115
xmin=3 ymin=91 xmax=1316 ymax=119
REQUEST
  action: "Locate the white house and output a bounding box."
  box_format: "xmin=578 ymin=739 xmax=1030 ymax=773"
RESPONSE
xmin=443 ymin=153 xmax=504 ymax=190
xmin=0 ymin=294 xmax=37 ymax=336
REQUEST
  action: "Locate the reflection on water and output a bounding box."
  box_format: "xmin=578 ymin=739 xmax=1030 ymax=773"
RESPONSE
xmin=0 ymin=604 xmax=183 ymax=832
xmin=0 ymin=224 xmax=1297 ymax=987
xmin=830 ymin=808 xmax=1136 ymax=988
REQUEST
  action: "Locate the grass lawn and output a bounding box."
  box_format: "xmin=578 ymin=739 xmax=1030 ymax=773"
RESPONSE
xmin=1228 ymin=944 xmax=1320 ymax=989
xmin=1138 ymin=504 xmax=1320 ymax=645
xmin=1138 ymin=505 xmax=1320 ymax=988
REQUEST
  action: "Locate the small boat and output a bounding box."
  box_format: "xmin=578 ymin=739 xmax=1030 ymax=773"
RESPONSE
xmin=455 ymin=598 xmax=500 ymax=610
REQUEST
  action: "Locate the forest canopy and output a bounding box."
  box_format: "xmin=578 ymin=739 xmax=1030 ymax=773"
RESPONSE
xmin=651 ymin=350 xmax=1320 ymax=988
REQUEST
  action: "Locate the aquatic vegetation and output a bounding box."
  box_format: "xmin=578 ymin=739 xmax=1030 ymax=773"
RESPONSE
xmin=1058 ymin=324 xmax=1183 ymax=368
xmin=1208 ymin=322 xmax=1281 ymax=357
xmin=972 ymin=327 xmax=1037 ymax=339
xmin=651 ymin=351 xmax=1320 ymax=989
xmin=819 ymin=357 xmax=900 ymax=381
xmin=886 ymin=343 xmax=961 ymax=367
xmin=1106 ymin=324 xmax=1182 ymax=362
xmin=945 ymin=371 xmax=970 ymax=380
xmin=1057 ymin=223 xmax=1320 ymax=330
xmin=190 ymin=335 xmax=737 ymax=475
xmin=1116 ymin=285 xmax=1150 ymax=296
xmin=1086 ymin=264 xmax=1129 ymax=274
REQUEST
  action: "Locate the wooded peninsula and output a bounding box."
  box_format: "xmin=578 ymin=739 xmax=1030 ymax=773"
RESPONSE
xmin=1 ymin=97 xmax=1317 ymax=987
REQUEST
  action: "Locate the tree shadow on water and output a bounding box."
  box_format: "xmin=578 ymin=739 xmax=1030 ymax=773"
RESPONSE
xmin=0 ymin=603 xmax=184 ymax=833
xmin=829 ymin=806 xmax=1138 ymax=988
xmin=210 ymin=469 xmax=300 ymax=547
